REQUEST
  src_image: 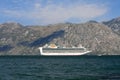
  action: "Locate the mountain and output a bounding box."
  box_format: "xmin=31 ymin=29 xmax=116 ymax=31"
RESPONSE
xmin=50 ymin=22 xmax=120 ymax=55
xmin=103 ymin=17 xmax=120 ymax=35
xmin=0 ymin=22 xmax=64 ymax=55
xmin=0 ymin=18 xmax=120 ymax=55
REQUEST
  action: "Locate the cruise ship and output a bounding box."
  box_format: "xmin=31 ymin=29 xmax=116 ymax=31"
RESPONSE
xmin=38 ymin=44 xmax=92 ymax=56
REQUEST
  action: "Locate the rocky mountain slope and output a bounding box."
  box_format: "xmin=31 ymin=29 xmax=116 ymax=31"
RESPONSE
xmin=0 ymin=17 xmax=120 ymax=55
xmin=0 ymin=22 xmax=65 ymax=55
xmin=50 ymin=22 xmax=120 ymax=55
xmin=103 ymin=17 xmax=120 ymax=35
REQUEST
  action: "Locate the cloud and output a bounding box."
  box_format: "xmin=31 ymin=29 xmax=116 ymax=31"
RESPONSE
xmin=1 ymin=1 xmax=108 ymax=25
xmin=33 ymin=3 xmax=108 ymax=24
xmin=2 ymin=10 xmax=23 ymax=17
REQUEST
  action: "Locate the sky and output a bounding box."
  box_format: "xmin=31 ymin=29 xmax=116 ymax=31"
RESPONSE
xmin=0 ymin=0 xmax=120 ymax=25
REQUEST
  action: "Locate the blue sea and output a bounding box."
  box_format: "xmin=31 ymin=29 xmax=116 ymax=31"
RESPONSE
xmin=0 ymin=56 xmax=120 ymax=80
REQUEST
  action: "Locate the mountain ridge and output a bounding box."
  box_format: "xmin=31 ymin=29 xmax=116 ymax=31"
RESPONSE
xmin=0 ymin=17 xmax=120 ymax=55
xmin=103 ymin=17 xmax=120 ymax=35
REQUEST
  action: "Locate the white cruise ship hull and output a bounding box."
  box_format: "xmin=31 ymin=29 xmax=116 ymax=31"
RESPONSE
xmin=39 ymin=47 xmax=91 ymax=56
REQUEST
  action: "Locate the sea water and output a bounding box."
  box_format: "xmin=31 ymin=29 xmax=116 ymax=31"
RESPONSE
xmin=0 ymin=56 xmax=120 ymax=80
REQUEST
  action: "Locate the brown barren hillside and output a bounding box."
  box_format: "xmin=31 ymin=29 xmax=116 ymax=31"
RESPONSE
xmin=0 ymin=17 xmax=120 ymax=55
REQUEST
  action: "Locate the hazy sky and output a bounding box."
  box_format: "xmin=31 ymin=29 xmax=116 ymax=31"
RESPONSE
xmin=0 ymin=0 xmax=120 ymax=25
